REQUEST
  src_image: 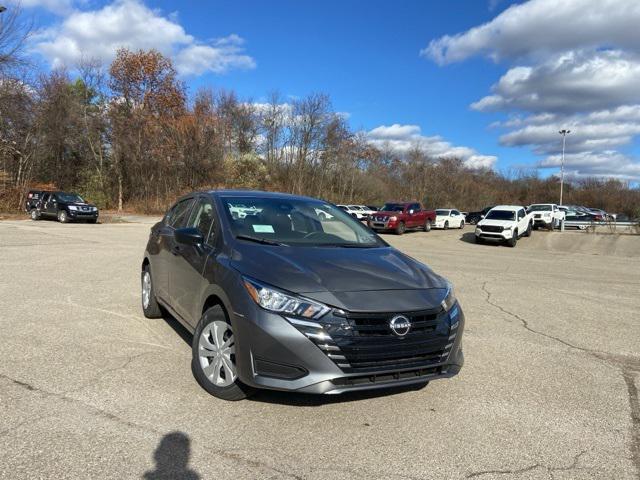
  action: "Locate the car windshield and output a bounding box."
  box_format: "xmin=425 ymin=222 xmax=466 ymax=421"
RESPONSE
xmin=435 ymin=209 xmax=450 ymax=216
xmin=57 ymin=193 xmax=84 ymax=203
xmin=381 ymin=203 xmax=405 ymax=212
xmin=221 ymin=196 xmax=385 ymax=248
xmin=485 ymin=210 xmax=515 ymax=221
xmin=528 ymin=205 xmax=551 ymax=212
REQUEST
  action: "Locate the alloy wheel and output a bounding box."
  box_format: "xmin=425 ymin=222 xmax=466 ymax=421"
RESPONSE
xmin=142 ymin=271 xmax=151 ymax=309
xmin=198 ymin=321 xmax=237 ymax=387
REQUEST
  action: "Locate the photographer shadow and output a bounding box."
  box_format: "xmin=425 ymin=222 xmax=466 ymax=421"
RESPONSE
xmin=143 ymin=431 xmax=200 ymax=480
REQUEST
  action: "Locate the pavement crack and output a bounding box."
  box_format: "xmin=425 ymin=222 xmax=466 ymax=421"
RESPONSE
xmin=466 ymin=463 xmax=541 ymax=478
xmin=623 ymin=370 xmax=640 ymax=477
xmin=481 ymin=281 xmax=595 ymax=354
xmin=65 ymin=352 xmax=151 ymax=394
xmin=482 ymin=281 xmax=640 ymax=479
xmin=466 ymin=450 xmax=588 ymax=479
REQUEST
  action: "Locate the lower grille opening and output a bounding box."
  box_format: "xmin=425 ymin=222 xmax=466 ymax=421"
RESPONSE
xmin=331 ymin=366 xmax=441 ymax=387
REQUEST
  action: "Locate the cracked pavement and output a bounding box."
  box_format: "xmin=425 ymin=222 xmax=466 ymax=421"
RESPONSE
xmin=0 ymin=219 xmax=638 ymax=479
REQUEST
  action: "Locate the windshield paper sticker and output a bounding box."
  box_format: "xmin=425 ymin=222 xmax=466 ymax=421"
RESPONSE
xmin=252 ymin=224 xmax=275 ymax=233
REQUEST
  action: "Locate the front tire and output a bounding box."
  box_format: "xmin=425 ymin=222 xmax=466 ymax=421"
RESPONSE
xmin=524 ymin=222 xmax=532 ymax=237
xmin=424 ymin=219 xmax=432 ymax=232
xmin=459 ymin=220 xmax=464 ymax=229
xmin=141 ymin=265 xmax=162 ymax=318
xmin=57 ymin=210 xmax=69 ymax=223
xmin=507 ymin=230 xmax=518 ymax=247
xmin=395 ymin=221 xmax=406 ymax=235
xmin=444 ymin=221 xmax=449 ymax=230
xmin=30 ymin=209 xmax=40 ymax=221
xmin=192 ymin=305 xmax=254 ymax=401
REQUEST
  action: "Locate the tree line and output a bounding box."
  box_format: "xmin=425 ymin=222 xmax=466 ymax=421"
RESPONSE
xmin=0 ymin=44 xmax=638 ymax=216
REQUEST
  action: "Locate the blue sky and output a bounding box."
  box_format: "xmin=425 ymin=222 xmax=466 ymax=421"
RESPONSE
xmin=13 ymin=0 xmax=640 ymax=181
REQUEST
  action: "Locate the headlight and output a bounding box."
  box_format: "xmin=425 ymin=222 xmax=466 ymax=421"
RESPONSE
xmin=441 ymin=284 xmax=457 ymax=311
xmin=68 ymin=206 xmax=78 ymax=211
xmin=91 ymin=207 xmax=98 ymax=212
xmin=543 ymin=212 xmax=551 ymax=217
xmin=389 ymin=216 xmax=397 ymax=221
xmin=243 ymin=277 xmax=330 ymax=319
xmin=502 ymin=225 xmax=511 ymax=231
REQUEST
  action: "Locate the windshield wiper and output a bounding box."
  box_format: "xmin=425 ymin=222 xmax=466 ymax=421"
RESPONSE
xmin=235 ymin=235 xmax=288 ymax=247
xmin=316 ymin=243 xmax=379 ymax=248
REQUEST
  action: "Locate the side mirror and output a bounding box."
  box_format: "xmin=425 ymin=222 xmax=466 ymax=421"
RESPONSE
xmin=175 ymin=227 xmax=204 ymax=246
xmin=480 ymin=214 xmax=485 ymax=219
xmin=408 ymin=209 xmax=414 ymax=215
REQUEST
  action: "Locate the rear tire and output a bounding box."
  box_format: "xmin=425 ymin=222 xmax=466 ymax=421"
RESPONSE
xmin=192 ymin=305 xmax=255 ymax=401
xmin=141 ymin=265 xmax=162 ymax=319
xmin=423 ymin=219 xmax=432 ymax=232
xmin=395 ymin=221 xmax=406 ymax=235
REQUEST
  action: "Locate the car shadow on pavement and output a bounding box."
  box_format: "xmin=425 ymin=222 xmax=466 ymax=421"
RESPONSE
xmin=160 ymin=310 xmax=193 ymax=346
xmin=460 ymin=232 xmax=477 ymax=244
xmin=143 ymin=431 xmax=200 ymax=480
xmin=249 ymin=382 xmax=428 ymax=406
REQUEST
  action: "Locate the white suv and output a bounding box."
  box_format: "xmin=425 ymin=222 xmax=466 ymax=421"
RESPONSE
xmin=527 ymin=204 xmax=565 ymax=230
xmin=475 ymin=205 xmax=533 ymax=247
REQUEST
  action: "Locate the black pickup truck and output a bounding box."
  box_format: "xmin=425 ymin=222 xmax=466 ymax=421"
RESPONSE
xmin=26 ymin=190 xmax=99 ymax=223
xmin=465 ymin=205 xmax=495 ymax=225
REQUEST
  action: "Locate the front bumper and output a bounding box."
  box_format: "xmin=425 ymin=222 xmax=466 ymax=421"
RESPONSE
xmin=368 ymin=219 xmax=398 ymax=231
xmin=231 ymin=295 xmax=465 ymax=394
xmin=475 ymin=227 xmax=511 ymax=241
xmin=68 ymin=209 xmax=99 ymax=221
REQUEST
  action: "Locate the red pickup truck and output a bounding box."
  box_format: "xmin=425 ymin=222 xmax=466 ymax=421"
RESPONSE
xmin=367 ymin=201 xmax=436 ymax=235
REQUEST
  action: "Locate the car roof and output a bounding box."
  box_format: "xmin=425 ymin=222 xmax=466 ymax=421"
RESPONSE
xmin=491 ymin=205 xmax=524 ymax=211
xmin=175 ymin=189 xmax=329 ymax=203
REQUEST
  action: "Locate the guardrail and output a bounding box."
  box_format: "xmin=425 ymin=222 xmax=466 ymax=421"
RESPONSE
xmin=561 ymin=220 xmax=639 ymax=232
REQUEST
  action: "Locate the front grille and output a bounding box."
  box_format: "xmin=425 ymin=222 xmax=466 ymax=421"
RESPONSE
xmin=373 ymin=215 xmax=389 ymax=222
xmin=291 ymin=307 xmax=459 ymax=374
xmin=479 ymin=225 xmax=503 ymax=233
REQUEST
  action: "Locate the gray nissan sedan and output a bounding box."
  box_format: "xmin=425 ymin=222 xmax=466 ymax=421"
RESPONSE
xmin=141 ymin=190 xmax=464 ymax=400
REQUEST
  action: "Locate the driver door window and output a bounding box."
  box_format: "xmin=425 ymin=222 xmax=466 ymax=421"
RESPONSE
xmin=187 ymin=198 xmax=216 ymax=245
xmin=168 ymin=198 xmax=195 ymax=229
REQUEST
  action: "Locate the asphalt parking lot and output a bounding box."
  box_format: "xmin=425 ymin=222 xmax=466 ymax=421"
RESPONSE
xmin=0 ymin=218 xmax=638 ymax=479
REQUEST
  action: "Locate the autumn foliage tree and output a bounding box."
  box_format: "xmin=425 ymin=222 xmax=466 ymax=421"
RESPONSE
xmin=1 ymin=47 xmax=638 ymax=217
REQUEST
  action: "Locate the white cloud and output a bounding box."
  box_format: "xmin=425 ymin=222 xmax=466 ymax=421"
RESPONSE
xmin=35 ymin=0 xmax=255 ymax=76
xmin=366 ymin=124 xmax=497 ymax=169
xmin=422 ymin=0 xmax=640 ymax=64
xmin=471 ymin=50 xmax=640 ymax=114
xmin=539 ymin=151 xmax=640 ymax=182
xmin=499 ymin=120 xmax=640 ymax=154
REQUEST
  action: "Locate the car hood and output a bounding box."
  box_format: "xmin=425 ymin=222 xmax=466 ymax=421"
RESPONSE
xmin=478 ymin=219 xmax=513 ymax=228
xmin=372 ymin=211 xmax=403 ymax=218
xmin=230 ymin=243 xmax=448 ymax=310
xmin=62 ymin=202 xmax=97 ymax=208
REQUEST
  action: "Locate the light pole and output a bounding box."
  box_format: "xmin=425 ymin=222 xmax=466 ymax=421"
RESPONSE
xmin=558 ymin=129 xmax=571 ymax=206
